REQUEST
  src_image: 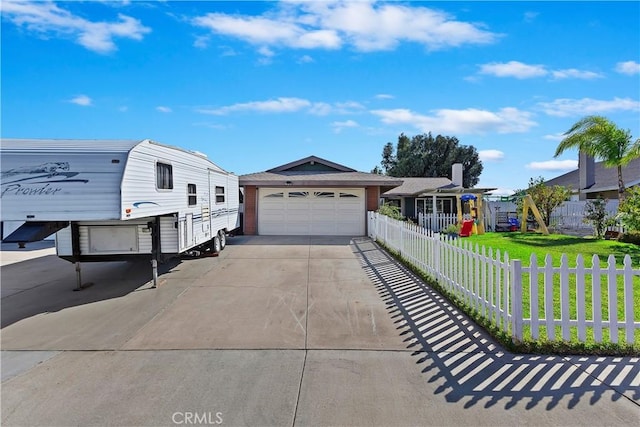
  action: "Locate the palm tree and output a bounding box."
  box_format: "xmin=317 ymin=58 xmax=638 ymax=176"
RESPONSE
xmin=555 ymin=115 xmax=640 ymax=201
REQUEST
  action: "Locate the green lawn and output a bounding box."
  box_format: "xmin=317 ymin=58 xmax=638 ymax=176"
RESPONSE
xmin=459 ymin=232 xmax=640 ymax=346
xmin=464 ymin=232 xmax=640 ymax=268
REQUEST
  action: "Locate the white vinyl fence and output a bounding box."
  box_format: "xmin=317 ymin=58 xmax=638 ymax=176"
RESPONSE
xmin=368 ymin=212 xmax=640 ymax=345
xmin=550 ymin=200 xmax=620 ymax=231
xmin=485 ymin=200 xmax=621 ymax=235
xmin=417 ymin=212 xmax=458 ymax=232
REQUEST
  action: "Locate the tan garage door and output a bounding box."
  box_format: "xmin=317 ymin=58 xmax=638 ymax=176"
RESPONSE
xmin=258 ymin=188 xmax=365 ymax=235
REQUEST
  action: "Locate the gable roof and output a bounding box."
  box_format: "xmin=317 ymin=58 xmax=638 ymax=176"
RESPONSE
xmin=382 ymin=177 xmax=460 ymax=197
xmin=267 ymin=155 xmax=356 ymax=173
xmin=240 ymin=155 xmax=403 ymax=187
xmin=382 ymin=177 xmax=496 ymax=197
xmin=545 ymin=157 xmax=640 ymax=193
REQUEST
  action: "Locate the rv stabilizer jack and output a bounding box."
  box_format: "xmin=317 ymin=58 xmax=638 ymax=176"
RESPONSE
xmin=151 ymin=259 xmax=158 ymax=288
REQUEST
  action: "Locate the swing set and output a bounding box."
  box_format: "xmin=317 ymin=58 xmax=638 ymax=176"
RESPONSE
xmin=454 ymin=193 xmax=549 ymax=236
xmin=520 ymin=194 xmax=549 ymax=235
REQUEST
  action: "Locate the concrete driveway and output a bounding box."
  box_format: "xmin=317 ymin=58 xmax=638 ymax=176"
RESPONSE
xmin=1 ymin=236 xmax=638 ymax=426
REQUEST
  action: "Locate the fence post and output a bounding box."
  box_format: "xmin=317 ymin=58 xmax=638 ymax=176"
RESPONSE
xmin=384 ymin=214 xmax=388 ymax=244
xmin=623 ymin=255 xmax=635 ymax=345
xmin=400 ymin=220 xmax=404 ymax=257
xmin=511 ymin=259 xmax=523 ymax=342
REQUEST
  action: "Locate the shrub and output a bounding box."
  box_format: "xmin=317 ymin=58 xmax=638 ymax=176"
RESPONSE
xmin=583 ymin=197 xmax=613 ymax=238
xmin=618 ymin=186 xmax=640 ymax=232
xmin=443 ymin=223 xmax=459 ymax=235
xmin=618 ymin=230 xmax=640 ymax=246
xmin=377 ymin=203 xmax=403 ymax=220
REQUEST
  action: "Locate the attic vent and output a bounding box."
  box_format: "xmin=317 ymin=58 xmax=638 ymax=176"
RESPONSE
xmin=310 ymin=161 xmax=315 ymax=165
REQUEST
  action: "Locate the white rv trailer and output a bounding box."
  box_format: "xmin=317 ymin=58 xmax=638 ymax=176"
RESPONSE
xmin=1 ymin=139 xmax=239 ymax=273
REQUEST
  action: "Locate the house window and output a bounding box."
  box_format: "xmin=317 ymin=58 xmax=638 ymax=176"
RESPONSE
xmin=416 ymin=199 xmax=426 ymax=215
xmin=340 ymin=192 xmax=359 ymax=198
xmin=289 ymin=191 xmax=309 ymax=198
xmin=314 ymin=191 xmax=334 ymax=198
xmin=187 ymin=184 xmax=197 ymax=206
xmin=156 ymin=163 xmax=173 ymax=190
xmin=265 ymin=192 xmax=284 ymax=198
xmin=416 ymin=198 xmax=453 ymax=215
xmin=215 ymin=186 xmax=225 ymax=203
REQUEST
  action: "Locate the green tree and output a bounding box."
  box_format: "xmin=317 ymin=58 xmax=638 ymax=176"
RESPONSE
xmin=514 ymin=177 xmax=572 ymax=227
xmin=618 ymin=186 xmax=640 ymax=232
xmin=378 ymin=132 xmax=483 ymax=187
xmin=555 ymin=115 xmax=640 ymax=201
xmin=381 ymin=141 xmax=396 ymax=173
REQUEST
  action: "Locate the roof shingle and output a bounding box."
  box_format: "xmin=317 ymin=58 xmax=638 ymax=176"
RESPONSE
xmin=545 ymin=157 xmax=640 ymax=193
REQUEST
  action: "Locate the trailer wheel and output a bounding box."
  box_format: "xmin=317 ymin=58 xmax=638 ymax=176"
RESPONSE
xmin=212 ymin=235 xmax=222 ymax=253
xmin=218 ymin=230 xmax=226 ymax=250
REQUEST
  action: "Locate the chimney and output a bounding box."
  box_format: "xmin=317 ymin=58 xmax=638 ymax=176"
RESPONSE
xmin=452 ymin=163 xmax=463 ymax=187
xmin=579 ymin=151 xmax=595 ymax=191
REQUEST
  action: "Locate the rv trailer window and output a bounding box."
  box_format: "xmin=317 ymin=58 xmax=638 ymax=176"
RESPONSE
xmin=188 ymin=184 xmax=197 ymax=206
xmin=215 ymin=186 xmax=225 ymax=203
xmin=157 ymin=163 xmax=173 ymax=189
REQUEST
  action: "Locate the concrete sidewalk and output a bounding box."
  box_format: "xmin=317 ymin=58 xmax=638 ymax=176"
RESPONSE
xmin=1 ymin=236 xmax=638 ymax=426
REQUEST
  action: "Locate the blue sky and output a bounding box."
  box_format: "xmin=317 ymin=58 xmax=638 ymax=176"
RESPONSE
xmin=2 ymin=0 xmax=639 ymax=194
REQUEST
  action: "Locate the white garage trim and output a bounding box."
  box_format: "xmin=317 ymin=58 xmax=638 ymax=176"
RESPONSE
xmin=258 ymin=188 xmax=365 ymax=236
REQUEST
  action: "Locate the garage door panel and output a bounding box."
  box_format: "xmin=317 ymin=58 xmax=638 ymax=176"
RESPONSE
xmin=311 ymin=223 xmax=336 ymax=235
xmin=258 ymin=187 xmax=365 ymax=236
xmin=287 ymin=223 xmax=311 ymax=234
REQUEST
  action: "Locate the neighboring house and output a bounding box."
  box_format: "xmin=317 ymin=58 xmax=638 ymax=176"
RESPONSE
xmin=545 ymin=152 xmax=640 ymax=200
xmin=381 ymin=164 xmax=495 ymax=222
xmin=239 ymin=156 xmax=403 ymax=236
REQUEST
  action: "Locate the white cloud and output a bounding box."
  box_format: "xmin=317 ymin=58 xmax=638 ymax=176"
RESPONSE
xmin=543 ymin=133 xmax=565 ymax=141
xmin=219 ymin=45 xmax=238 ymax=57
xmin=308 ymin=102 xmax=333 ymax=116
xmin=197 ymin=97 xmax=312 ymax=115
xmin=193 ymin=122 xmax=229 ymax=130
xmin=615 ymin=61 xmax=640 ymax=75
xmin=538 ymin=97 xmax=640 ymax=117
xmin=334 ymin=101 xmax=365 ymax=114
xmin=193 ymin=35 xmax=210 ymax=49
xmin=479 ymin=61 xmax=547 ymax=79
xmin=192 ymin=2 xmax=499 ymax=53
xmin=523 ymin=11 xmax=539 ymax=23
xmin=371 ymin=107 xmax=537 ymax=135
xmin=156 ymin=106 xmax=172 ymax=113
xmin=486 ymin=188 xmax=515 ymax=196
xmin=95 ymin=0 xmax=132 ymax=7
xmin=479 ymin=149 xmax=504 ymax=162
xmin=478 ymin=61 xmax=602 ymax=80
xmin=331 ymin=119 xmax=359 ymax=133
xmin=192 ymin=13 xmax=341 ymax=50
xmin=298 ymin=54 xmax=314 ymax=63
xmin=258 ymin=46 xmax=275 ymax=57
xmin=2 ymin=0 xmax=151 ymax=54
xmin=526 ymin=160 xmax=578 ymax=171
xmin=551 ymin=68 xmax=603 ymax=80
xmin=375 ymin=94 xmax=394 ymax=99
xmin=196 ymin=97 xmax=366 ymax=117
xmin=69 ymin=94 xmax=92 ymax=106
